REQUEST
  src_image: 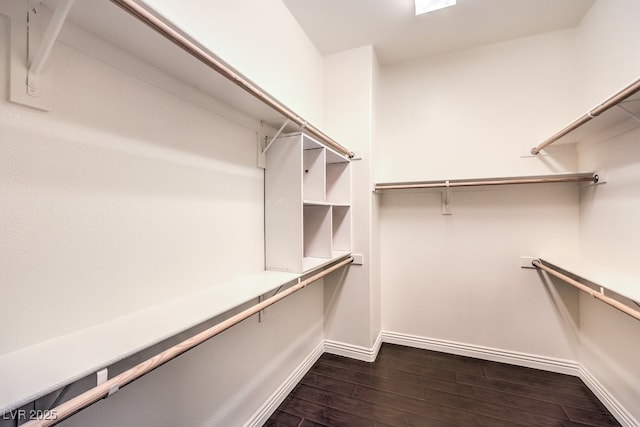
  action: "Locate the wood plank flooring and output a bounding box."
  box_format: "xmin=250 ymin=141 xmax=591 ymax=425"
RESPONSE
xmin=264 ymin=343 xmax=621 ymax=427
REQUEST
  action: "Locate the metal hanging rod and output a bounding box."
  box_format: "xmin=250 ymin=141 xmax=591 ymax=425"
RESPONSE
xmin=108 ymin=0 xmax=354 ymax=159
xmin=21 ymin=256 xmax=354 ymax=427
xmin=532 ymin=260 xmax=640 ymax=322
xmin=375 ymin=172 xmax=598 ymax=191
xmin=530 ymin=77 xmax=640 ymax=155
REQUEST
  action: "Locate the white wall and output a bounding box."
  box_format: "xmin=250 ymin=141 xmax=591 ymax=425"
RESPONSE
xmin=1 ymin=35 xmax=262 ymax=354
xmin=575 ymin=0 xmax=640 ymax=110
xmin=4 ymin=0 xmax=638 ymax=424
xmin=575 ymin=0 xmax=640 ymax=420
xmin=378 ymin=2 xmax=640 ymax=423
xmin=378 ymin=30 xmax=581 ymax=183
xmin=0 ymin=0 xmax=326 ymax=424
xmin=59 ymin=287 xmax=324 ymax=427
xmin=378 ymin=31 xmax=583 ymax=359
xmin=323 ymin=46 xmax=381 ymax=351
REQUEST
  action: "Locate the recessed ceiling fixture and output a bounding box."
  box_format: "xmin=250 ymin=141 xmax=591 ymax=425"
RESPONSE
xmin=415 ymin=0 xmax=456 ymax=15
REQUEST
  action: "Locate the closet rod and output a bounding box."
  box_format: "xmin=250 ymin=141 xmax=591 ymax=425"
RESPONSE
xmin=531 ymin=77 xmax=640 ymax=155
xmin=108 ymin=0 xmax=354 ymax=159
xmin=532 ymin=260 xmax=640 ymax=322
xmin=21 ymin=257 xmax=354 ymax=427
xmin=375 ymin=173 xmax=597 ymax=191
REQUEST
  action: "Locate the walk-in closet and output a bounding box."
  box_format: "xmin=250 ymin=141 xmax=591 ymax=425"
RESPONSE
xmin=1 ymin=0 xmax=638 ymax=426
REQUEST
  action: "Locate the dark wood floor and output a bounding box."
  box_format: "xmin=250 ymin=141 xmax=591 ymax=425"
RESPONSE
xmin=264 ymin=343 xmax=620 ymax=427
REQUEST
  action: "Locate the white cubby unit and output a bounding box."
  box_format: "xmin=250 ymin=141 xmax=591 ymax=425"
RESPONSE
xmin=265 ymin=133 xmax=352 ymax=273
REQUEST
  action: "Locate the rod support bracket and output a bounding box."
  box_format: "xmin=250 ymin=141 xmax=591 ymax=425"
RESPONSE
xmin=258 ymin=120 xmax=290 ymax=168
xmin=441 ymin=180 xmax=452 ymax=215
xmin=520 ymin=256 xmax=539 ymax=269
xmin=26 ymin=72 xmax=41 ymax=97
xmin=7 ymin=0 xmax=65 ymax=111
xmin=593 ymin=169 xmax=607 ymax=184
xmin=258 ymin=295 xmax=265 ymax=322
xmin=96 ymin=368 xmax=108 ymax=386
xmin=107 ymin=385 xmax=119 ymax=398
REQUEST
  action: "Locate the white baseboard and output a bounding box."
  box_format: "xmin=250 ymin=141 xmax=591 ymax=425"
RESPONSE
xmin=324 ymin=333 xmax=382 ymax=362
xmin=382 ymin=331 xmax=638 ymax=427
xmin=381 ymin=331 xmax=580 ymax=375
xmin=578 ymin=366 xmax=639 ymax=427
xmin=243 ymin=340 xmax=324 ymax=427
xmin=247 ymin=331 xmax=638 ymax=427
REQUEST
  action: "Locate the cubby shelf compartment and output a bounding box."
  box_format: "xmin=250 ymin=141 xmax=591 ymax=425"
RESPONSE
xmin=332 ymin=206 xmax=352 ymax=252
xmin=266 ymin=133 xmax=352 ymax=273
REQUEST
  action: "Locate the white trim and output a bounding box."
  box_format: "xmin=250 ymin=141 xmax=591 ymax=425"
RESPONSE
xmin=578 ymin=366 xmax=639 ymax=427
xmin=381 ymin=331 xmax=580 ymax=375
xmin=243 ymin=341 xmax=324 ymax=427
xmin=246 ymin=332 xmax=638 ymax=427
xmin=324 ymin=332 xmax=383 ymax=362
xmin=381 ymin=331 xmax=638 ymax=427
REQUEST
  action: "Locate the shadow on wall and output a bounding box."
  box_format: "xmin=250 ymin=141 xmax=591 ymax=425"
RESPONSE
xmin=538 ymin=268 xmax=640 ymax=404
xmin=577 ymin=295 xmax=640 ymax=421
xmin=579 ymin=125 xmax=640 ymax=171
xmin=536 ymin=271 xmax=581 ymax=347
xmin=323 ymin=266 xmax=350 ymax=323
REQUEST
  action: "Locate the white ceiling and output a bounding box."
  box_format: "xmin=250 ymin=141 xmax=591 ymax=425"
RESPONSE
xmin=281 ymin=0 xmax=595 ymax=66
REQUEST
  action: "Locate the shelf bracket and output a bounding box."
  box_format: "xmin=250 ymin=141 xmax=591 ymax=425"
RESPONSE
xmin=28 ymin=0 xmax=74 ymax=77
xmin=258 ymin=119 xmax=290 ymax=168
xmin=7 ymin=0 xmax=73 ymax=111
xmin=258 ymin=295 xmax=265 ymax=322
xmin=258 ymin=284 xmax=287 ymax=322
xmin=262 ymin=120 xmax=289 ymax=154
xmin=441 ymin=180 xmax=452 ymax=215
xmin=615 ymin=104 xmax=640 ymax=125
xmin=96 ymin=368 xmax=108 ymax=387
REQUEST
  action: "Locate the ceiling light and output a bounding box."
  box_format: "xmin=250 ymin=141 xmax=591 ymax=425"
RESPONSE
xmin=415 ymin=0 xmax=456 ymax=15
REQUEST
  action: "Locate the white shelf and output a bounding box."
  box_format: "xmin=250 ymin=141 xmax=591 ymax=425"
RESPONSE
xmin=539 ymin=257 xmax=640 ymax=303
xmin=303 ymin=205 xmax=332 ymax=258
xmin=549 ymin=96 xmax=640 ymax=147
xmin=62 ymin=0 xmax=282 ymax=126
xmin=266 ymin=132 xmax=351 ymax=273
xmin=533 ymin=78 xmax=640 ymax=152
xmin=303 ymin=200 xmax=332 ymax=206
xmin=0 ymin=270 xmax=299 ymax=414
xmin=302 ymin=252 xmax=352 ymax=273
xmin=303 ymin=135 xmax=322 ymax=150
xmin=303 ymin=200 xmax=350 ymax=207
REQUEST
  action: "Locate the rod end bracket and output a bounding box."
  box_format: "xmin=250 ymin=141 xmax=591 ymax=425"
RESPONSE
xmin=520 ymin=256 xmax=539 ymax=269
xmin=441 ymin=181 xmax=452 ymax=215
xmin=593 ymin=169 xmax=607 ymax=184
